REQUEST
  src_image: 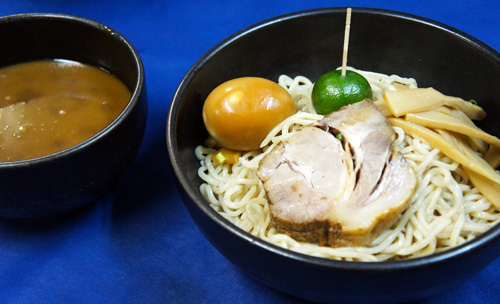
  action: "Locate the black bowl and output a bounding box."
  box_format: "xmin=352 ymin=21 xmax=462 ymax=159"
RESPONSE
xmin=167 ymin=7 xmax=500 ymax=304
xmin=0 ymin=13 xmax=147 ymax=218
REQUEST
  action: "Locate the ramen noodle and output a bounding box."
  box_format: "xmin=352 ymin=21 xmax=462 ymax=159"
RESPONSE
xmin=195 ymin=67 xmax=500 ymax=261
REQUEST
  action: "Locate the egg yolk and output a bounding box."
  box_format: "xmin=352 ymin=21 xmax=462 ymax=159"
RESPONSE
xmin=203 ymin=77 xmax=296 ymax=151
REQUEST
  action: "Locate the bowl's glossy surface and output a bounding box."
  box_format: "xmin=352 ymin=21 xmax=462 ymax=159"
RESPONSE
xmin=167 ymin=7 xmax=500 ymax=304
xmin=0 ymin=13 xmax=147 ymax=218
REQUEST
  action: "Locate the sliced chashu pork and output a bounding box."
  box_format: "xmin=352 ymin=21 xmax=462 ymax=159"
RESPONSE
xmin=257 ymin=100 xmax=416 ymax=247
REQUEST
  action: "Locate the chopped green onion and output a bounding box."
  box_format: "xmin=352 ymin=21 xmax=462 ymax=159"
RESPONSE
xmin=469 ymin=99 xmax=478 ymax=105
xmin=336 ymin=133 xmax=343 ymax=141
xmin=214 ymin=152 xmax=227 ymax=164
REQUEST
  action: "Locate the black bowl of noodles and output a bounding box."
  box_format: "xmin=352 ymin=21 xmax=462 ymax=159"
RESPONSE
xmin=167 ymin=7 xmax=500 ymax=304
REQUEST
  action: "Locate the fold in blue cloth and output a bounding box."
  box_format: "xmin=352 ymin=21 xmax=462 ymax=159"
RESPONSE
xmin=0 ymin=1 xmax=499 ymax=303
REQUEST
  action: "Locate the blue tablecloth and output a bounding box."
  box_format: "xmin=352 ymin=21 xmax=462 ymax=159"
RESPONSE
xmin=1 ymin=1 xmax=499 ymax=303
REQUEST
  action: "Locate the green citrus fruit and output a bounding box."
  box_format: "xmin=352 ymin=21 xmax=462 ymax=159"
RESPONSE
xmin=311 ymin=70 xmax=373 ymax=115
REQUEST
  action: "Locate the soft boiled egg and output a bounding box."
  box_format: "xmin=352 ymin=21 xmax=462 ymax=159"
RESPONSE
xmin=202 ymin=77 xmax=296 ymax=151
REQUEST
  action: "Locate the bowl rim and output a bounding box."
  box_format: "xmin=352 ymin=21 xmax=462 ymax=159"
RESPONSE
xmin=167 ymin=7 xmax=500 ymax=271
xmin=0 ymin=12 xmax=145 ymax=167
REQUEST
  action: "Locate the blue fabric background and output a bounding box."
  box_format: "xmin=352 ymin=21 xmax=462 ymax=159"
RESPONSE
xmin=0 ymin=1 xmax=499 ymax=303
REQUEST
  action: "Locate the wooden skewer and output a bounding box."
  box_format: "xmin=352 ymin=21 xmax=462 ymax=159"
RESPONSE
xmin=341 ymin=7 xmax=352 ymax=76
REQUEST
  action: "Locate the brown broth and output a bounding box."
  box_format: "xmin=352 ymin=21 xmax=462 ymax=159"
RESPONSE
xmin=0 ymin=60 xmax=131 ymax=161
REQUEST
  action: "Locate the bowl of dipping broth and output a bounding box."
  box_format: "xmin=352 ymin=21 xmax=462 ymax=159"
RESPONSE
xmin=0 ymin=13 xmax=147 ymax=218
xmin=167 ymin=7 xmax=500 ymax=304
